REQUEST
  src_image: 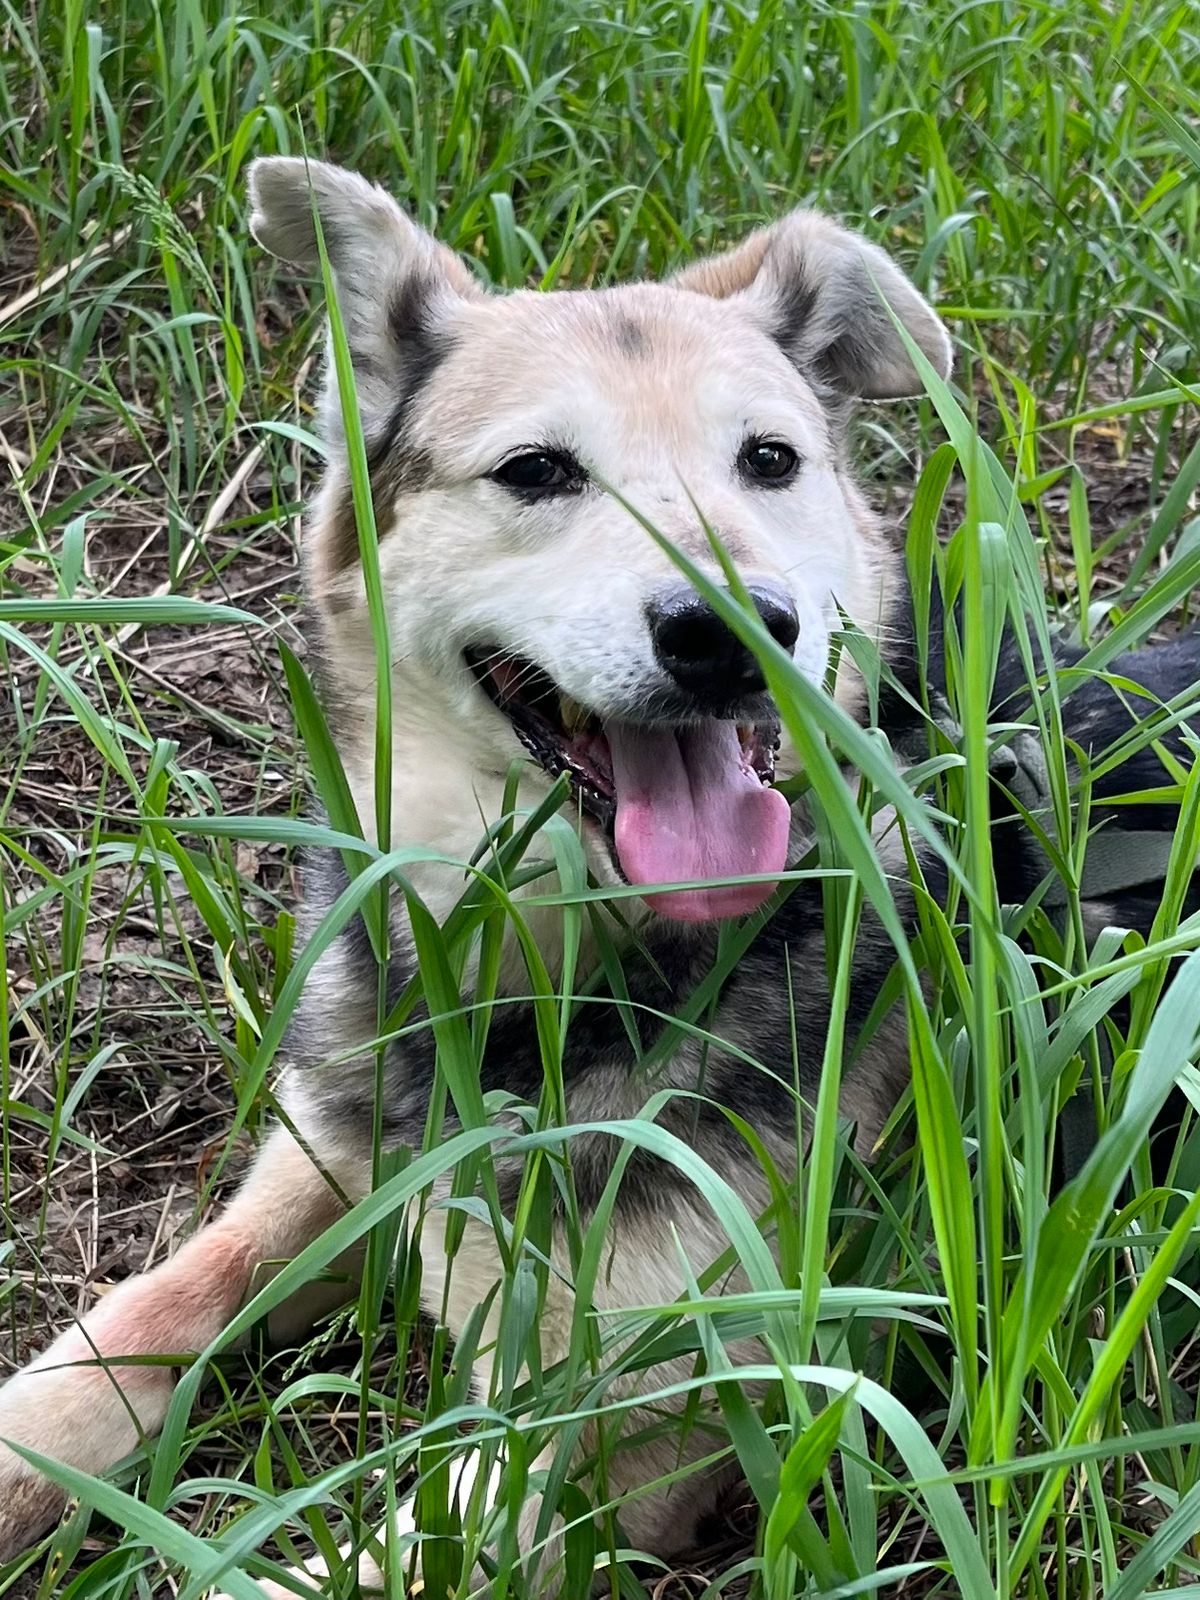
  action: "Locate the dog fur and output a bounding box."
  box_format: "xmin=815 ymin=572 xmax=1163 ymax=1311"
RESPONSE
xmin=1 ymin=161 xmax=1194 ymax=1591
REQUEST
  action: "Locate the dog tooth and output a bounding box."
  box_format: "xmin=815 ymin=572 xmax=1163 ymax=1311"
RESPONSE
xmin=559 ymin=693 xmax=588 ymax=734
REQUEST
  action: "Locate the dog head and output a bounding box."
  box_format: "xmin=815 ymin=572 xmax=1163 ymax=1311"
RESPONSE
xmin=249 ymin=159 xmax=950 ymax=922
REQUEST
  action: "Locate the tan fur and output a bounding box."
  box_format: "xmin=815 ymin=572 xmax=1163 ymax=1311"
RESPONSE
xmin=670 ymin=229 xmax=775 ymax=298
xmin=310 ymin=468 xmax=399 ymax=592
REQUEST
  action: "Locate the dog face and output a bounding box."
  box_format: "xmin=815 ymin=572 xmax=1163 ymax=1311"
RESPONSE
xmin=249 ymin=160 xmax=950 ymax=922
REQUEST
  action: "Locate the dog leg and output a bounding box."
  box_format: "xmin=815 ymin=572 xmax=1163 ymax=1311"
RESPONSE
xmin=211 ymin=1190 xmax=740 ymax=1598
xmin=0 ymin=1126 xmax=350 ymax=1560
xmin=213 ymin=1449 xmax=508 ymax=1600
xmin=214 ymin=1526 xmax=388 ymax=1600
xmin=422 ymin=1202 xmax=739 ymax=1594
xmin=212 ymin=1199 xmax=564 ymax=1600
xmin=224 ymin=1420 xmax=729 ymax=1600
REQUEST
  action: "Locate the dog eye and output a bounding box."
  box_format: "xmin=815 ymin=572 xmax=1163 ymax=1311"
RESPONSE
xmin=492 ymin=449 xmax=584 ymax=498
xmin=739 ymin=439 xmax=800 ymax=486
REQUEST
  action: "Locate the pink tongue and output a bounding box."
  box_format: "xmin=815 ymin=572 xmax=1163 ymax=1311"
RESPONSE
xmin=606 ymin=721 xmax=791 ymax=922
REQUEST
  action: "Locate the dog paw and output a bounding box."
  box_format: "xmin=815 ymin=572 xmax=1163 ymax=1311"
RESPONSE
xmin=0 ymin=1443 xmax=67 ymax=1562
xmin=213 ymin=1579 xmax=321 ymax=1600
xmin=0 ymin=1304 xmax=186 ymax=1562
xmin=212 ymin=1560 xmax=381 ymax=1600
xmin=210 ymin=1537 xmax=388 ymax=1600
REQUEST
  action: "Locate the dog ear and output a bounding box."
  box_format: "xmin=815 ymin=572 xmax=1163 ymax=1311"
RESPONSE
xmin=673 ymin=210 xmax=951 ymax=400
xmin=247 ymin=157 xmax=480 ymax=418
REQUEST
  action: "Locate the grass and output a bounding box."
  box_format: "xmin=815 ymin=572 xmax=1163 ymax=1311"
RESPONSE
xmin=3 ymin=0 xmax=1200 ymax=1595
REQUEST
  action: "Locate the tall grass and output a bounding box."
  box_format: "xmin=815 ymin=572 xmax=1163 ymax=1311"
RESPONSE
xmin=3 ymin=1 xmax=1200 ymax=1596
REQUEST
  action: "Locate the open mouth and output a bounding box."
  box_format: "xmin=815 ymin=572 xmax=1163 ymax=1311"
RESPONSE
xmin=465 ymin=647 xmax=792 ymax=922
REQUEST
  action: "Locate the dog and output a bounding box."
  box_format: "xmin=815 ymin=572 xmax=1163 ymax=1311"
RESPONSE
xmin=2 ymin=159 xmax=1196 ymax=1591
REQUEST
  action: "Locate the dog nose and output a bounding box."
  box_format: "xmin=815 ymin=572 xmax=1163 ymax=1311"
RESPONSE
xmin=647 ymin=583 xmax=799 ymax=702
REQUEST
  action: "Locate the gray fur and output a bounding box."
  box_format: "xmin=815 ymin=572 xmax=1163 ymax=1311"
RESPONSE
xmin=247 ymin=156 xmax=480 ymax=444
xmin=672 ymin=209 xmax=953 ymax=399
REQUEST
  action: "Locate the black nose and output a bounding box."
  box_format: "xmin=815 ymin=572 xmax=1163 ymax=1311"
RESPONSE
xmin=647 ymin=583 xmax=800 ymax=703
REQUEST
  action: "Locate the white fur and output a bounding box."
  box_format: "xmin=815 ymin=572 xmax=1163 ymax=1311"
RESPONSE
xmin=317 ymin=283 xmax=899 ymax=927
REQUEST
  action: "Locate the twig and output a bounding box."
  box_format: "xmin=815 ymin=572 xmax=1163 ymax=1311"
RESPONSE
xmin=0 ymin=223 xmax=133 ymax=330
xmin=114 ymin=439 xmax=266 ymax=647
xmin=113 ymin=350 xmax=316 ymax=647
